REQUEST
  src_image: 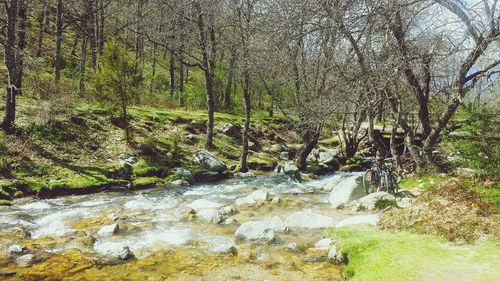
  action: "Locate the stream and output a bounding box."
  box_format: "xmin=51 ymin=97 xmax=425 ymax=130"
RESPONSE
xmin=0 ymin=172 xmax=369 ymax=280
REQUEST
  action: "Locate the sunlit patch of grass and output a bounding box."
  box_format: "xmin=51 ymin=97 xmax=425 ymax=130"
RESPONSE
xmin=330 ymin=226 xmax=500 ymax=281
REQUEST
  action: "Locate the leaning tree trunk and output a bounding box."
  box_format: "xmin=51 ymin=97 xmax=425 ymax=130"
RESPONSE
xmin=295 ymin=125 xmax=322 ymax=171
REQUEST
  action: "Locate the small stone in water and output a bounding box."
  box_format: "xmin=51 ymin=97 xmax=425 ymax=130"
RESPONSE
xmin=97 ymin=223 xmax=119 ymax=237
xmin=106 ymin=213 xmax=119 ymax=221
xmin=8 ymin=244 xmax=24 ymax=257
xmin=315 ymin=238 xmax=333 ymax=248
xmin=285 ymin=243 xmax=299 ymax=252
xmin=118 ymin=246 xmax=135 ymax=260
xmin=171 ymin=179 xmax=190 ymax=187
xmin=15 ymin=254 xmax=35 ymax=267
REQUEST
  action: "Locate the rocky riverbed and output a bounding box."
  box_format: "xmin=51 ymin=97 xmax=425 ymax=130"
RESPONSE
xmin=0 ymin=172 xmax=404 ymax=280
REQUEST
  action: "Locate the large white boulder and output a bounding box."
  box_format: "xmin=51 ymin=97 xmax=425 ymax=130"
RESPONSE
xmin=197 ymin=208 xmax=223 ymax=224
xmin=318 ymin=149 xmax=340 ymax=165
xmin=193 ymin=150 xmax=227 ymax=172
xmin=328 ymin=176 xmax=365 ymax=209
xmin=187 ymin=199 xmax=223 ymax=211
xmin=285 ymin=211 xmax=336 ymax=228
xmin=358 ymin=191 xmax=396 ymax=210
xmin=234 ymin=221 xmax=276 ymax=243
xmin=235 ymin=190 xmax=271 ymax=207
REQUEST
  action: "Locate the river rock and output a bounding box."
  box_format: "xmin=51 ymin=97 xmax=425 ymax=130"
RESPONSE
xmin=285 ymin=242 xmax=299 ymax=251
xmin=358 ymin=191 xmax=396 ymax=210
xmin=234 ymin=172 xmax=257 ymax=178
xmin=187 ymin=199 xmax=223 ymax=211
xmin=118 ymin=246 xmax=135 ymax=260
xmin=219 ymin=205 xmax=237 ymax=216
xmin=118 ymin=154 xmax=137 ymax=165
xmin=335 ymin=214 xmax=379 ymax=228
xmin=315 ymin=238 xmax=333 ymax=248
xmin=235 ymin=190 xmax=271 ymax=207
xmin=173 ymin=167 xmax=193 ymax=182
xmin=97 ymin=224 xmax=119 ymax=237
xmin=234 ymin=221 xmax=276 ymax=243
xmin=197 ymin=208 xmax=223 ymax=224
xmin=327 ymin=245 xmax=343 ymax=263
xmin=318 ymin=149 xmax=340 ymax=165
xmin=171 ymin=179 xmax=190 ymax=187
xmin=280 ymin=151 xmax=290 ymax=160
xmin=106 ymin=213 xmax=120 ymax=221
xmin=7 ymin=244 xmax=25 ymax=257
xmin=285 ymin=211 xmax=336 ymax=228
xmin=328 ymin=176 xmax=365 ymax=209
xmin=174 ymin=206 xmax=196 ymax=220
xmin=193 ymin=150 xmax=227 ymax=172
xmin=15 ymin=254 xmax=36 ymax=267
xmin=220 ymin=123 xmax=240 ymax=137
xmin=268 ymin=216 xmax=288 ymax=232
xmin=209 ymin=237 xmax=238 ymax=255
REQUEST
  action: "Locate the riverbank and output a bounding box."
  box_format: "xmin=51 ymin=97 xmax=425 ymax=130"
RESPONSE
xmin=1 ymin=99 xmax=349 ymax=204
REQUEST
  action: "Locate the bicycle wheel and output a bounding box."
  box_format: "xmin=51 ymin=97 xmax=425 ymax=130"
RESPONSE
xmin=363 ymin=170 xmax=374 ymax=194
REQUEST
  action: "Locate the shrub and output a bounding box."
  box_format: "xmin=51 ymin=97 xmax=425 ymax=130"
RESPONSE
xmin=446 ymin=106 xmax=500 ymax=177
xmin=380 ymin=180 xmax=499 ymax=243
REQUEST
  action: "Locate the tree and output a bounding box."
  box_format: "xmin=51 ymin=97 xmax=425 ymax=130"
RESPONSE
xmin=92 ymin=40 xmax=143 ymax=142
xmin=1 ymin=0 xmax=27 ymax=133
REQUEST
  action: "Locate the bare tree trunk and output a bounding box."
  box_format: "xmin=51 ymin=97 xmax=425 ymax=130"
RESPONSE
xmin=80 ymin=32 xmax=88 ymax=96
xmin=36 ymin=1 xmax=47 ymax=57
xmin=239 ymin=6 xmax=251 ymax=172
xmin=224 ymin=46 xmax=236 ymax=109
xmin=194 ymin=1 xmax=216 ymax=148
xmin=121 ymin=91 xmax=130 ymax=143
xmin=178 ymin=61 xmax=185 ymax=106
xmin=54 ymin=0 xmax=63 ymax=82
xmin=150 ymin=41 xmax=157 ymax=94
xmin=295 ymin=125 xmax=322 ymax=171
xmin=87 ymin=0 xmax=97 ymax=69
xmin=169 ymin=50 xmax=175 ymax=97
xmin=98 ymin=0 xmax=105 ymax=53
xmin=71 ymin=36 xmax=79 ymax=65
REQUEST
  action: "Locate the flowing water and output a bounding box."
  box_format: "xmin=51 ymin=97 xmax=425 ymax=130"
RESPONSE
xmin=0 ymin=173 xmax=365 ymax=280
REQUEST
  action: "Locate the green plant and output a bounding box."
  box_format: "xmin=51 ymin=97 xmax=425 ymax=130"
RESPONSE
xmin=92 ymin=39 xmax=143 ymax=142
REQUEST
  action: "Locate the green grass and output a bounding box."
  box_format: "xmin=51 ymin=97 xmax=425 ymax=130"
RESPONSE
xmin=399 ymin=174 xmax=452 ymax=190
xmin=330 ymin=227 xmax=500 ymax=281
xmin=132 ymin=177 xmax=163 ymax=189
xmin=0 ymin=199 xmax=12 ymax=206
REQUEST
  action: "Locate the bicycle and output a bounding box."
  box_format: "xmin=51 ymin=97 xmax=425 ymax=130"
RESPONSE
xmin=362 ymin=158 xmax=399 ymax=195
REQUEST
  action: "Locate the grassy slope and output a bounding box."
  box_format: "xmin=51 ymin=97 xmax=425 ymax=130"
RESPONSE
xmin=0 ymin=97 xmax=302 ymax=201
xmin=331 ymin=227 xmax=500 ymax=281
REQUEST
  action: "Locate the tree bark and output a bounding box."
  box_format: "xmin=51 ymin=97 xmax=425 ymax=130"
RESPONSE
xmin=295 ymin=126 xmax=322 ymax=171
xmin=54 ymin=0 xmax=63 ymax=82
xmin=194 ymin=1 xmax=216 ymax=148
xmin=224 ymin=46 xmax=237 ymax=109
xmin=36 ymin=1 xmax=47 ymax=57
xmin=87 ymin=0 xmax=97 ymax=69
xmin=169 ymin=50 xmax=175 ymax=97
